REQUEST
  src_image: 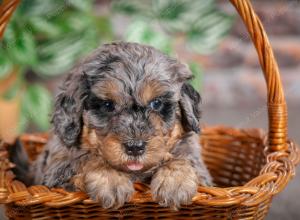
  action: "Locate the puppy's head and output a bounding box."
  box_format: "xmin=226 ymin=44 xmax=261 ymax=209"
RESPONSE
xmin=52 ymin=42 xmax=201 ymax=172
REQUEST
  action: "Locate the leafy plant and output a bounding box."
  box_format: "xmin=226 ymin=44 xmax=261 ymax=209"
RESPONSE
xmin=0 ymin=0 xmax=109 ymax=131
xmin=0 ymin=0 xmax=233 ymax=133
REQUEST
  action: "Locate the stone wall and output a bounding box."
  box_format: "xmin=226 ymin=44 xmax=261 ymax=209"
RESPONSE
xmin=196 ymin=0 xmax=300 ymax=107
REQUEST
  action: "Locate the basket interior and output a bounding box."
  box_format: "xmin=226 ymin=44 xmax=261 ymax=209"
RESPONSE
xmin=4 ymin=127 xmax=270 ymax=219
xmin=19 ymin=127 xmax=267 ymax=188
xmin=201 ymin=127 xmax=266 ymax=187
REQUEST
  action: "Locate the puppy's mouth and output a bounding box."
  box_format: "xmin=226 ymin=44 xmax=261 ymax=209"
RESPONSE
xmin=126 ymin=161 xmax=144 ymax=171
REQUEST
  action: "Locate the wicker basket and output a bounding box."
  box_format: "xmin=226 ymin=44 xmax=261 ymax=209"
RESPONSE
xmin=1 ymin=0 xmax=300 ymax=219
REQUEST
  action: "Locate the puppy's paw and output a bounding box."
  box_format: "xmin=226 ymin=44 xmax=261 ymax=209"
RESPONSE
xmin=85 ymin=170 xmax=134 ymax=209
xmin=151 ymin=160 xmax=198 ymax=209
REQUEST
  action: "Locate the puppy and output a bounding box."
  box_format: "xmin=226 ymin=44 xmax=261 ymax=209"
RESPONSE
xmin=28 ymin=42 xmax=212 ymax=209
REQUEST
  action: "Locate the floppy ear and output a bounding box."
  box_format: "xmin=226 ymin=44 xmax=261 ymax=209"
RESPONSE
xmin=179 ymin=83 xmax=201 ymax=133
xmin=51 ymin=73 xmax=89 ymax=147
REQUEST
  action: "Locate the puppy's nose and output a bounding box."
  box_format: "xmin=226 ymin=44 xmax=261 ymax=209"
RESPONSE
xmin=124 ymin=140 xmax=146 ymax=156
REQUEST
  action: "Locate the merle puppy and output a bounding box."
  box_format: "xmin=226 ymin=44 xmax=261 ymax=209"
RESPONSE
xmin=18 ymin=42 xmax=212 ymax=209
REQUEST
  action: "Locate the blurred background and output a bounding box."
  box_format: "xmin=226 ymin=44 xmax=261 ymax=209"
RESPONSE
xmin=0 ymin=0 xmax=299 ymax=219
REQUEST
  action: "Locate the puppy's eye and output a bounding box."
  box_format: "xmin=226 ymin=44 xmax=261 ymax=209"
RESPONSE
xmin=101 ymin=100 xmax=115 ymax=112
xmin=150 ymin=99 xmax=163 ymax=110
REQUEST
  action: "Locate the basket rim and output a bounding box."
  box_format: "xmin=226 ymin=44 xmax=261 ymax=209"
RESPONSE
xmin=0 ymin=126 xmax=299 ymax=208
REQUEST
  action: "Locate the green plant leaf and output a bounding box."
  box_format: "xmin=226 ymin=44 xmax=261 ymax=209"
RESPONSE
xmin=33 ymin=30 xmax=98 ymax=76
xmin=57 ymin=11 xmax=94 ymax=33
xmin=186 ymin=13 xmax=233 ymax=54
xmin=189 ymin=62 xmax=203 ymax=92
xmin=28 ymin=17 xmax=62 ymax=37
xmin=67 ymin=0 xmax=93 ymax=12
xmin=95 ymin=16 xmax=113 ymax=40
xmin=0 ymin=51 xmax=13 ymax=79
xmin=3 ymin=21 xmax=17 ymax=45
xmin=125 ymin=20 xmax=172 ymax=54
xmin=21 ymin=85 xmax=52 ymax=131
xmin=6 ymin=30 xmax=38 ymax=65
xmin=154 ymin=0 xmax=187 ymax=20
xmin=17 ymin=0 xmax=62 ymax=17
xmin=112 ymin=0 xmax=145 ymax=15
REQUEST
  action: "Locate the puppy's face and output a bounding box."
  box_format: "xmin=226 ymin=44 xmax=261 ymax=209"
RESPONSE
xmin=52 ymin=42 xmax=201 ymax=172
xmin=84 ymin=73 xmax=182 ymax=172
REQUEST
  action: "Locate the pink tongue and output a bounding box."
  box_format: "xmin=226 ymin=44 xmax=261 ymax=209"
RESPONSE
xmin=127 ymin=162 xmax=144 ymax=171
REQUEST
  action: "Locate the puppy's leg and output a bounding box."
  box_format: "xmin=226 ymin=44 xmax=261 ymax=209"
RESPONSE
xmin=151 ymin=159 xmax=198 ymax=209
xmin=151 ymin=132 xmax=212 ymax=209
xmin=170 ymin=132 xmax=212 ymax=186
xmin=77 ymin=162 xmax=134 ymax=209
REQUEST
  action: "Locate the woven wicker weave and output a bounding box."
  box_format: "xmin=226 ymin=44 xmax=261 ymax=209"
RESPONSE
xmin=1 ymin=0 xmax=300 ymax=219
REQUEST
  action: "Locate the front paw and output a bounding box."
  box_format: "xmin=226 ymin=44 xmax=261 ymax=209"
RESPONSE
xmin=151 ymin=160 xmax=198 ymax=209
xmin=85 ymin=170 xmax=134 ymax=209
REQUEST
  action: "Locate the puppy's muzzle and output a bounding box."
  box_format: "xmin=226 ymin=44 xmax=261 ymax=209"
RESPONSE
xmin=123 ymin=140 xmax=146 ymax=156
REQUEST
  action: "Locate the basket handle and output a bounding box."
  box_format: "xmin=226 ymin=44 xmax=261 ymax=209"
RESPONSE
xmin=229 ymin=0 xmax=288 ymax=151
xmin=0 ymin=0 xmax=288 ymax=151
xmin=0 ymin=0 xmax=20 ymax=38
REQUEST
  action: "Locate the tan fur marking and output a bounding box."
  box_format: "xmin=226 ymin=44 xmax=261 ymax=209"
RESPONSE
xmin=137 ymin=80 xmax=169 ymax=105
xmin=92 ymin=80 xmax=127 ymax=104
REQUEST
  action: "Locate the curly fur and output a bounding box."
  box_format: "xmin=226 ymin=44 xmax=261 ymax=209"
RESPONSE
xmin=29 ymin=42 xmax=212 ymax=209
